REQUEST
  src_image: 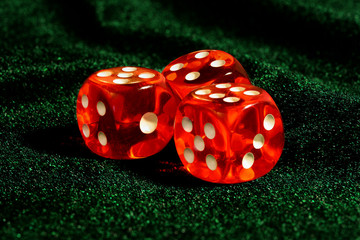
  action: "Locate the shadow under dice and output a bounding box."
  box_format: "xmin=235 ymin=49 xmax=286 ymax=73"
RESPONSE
xmin=76 ymin=66 xmax=178 ymax=159
xmin=162 ymin=49 xmax=251 ymax=100
xmin=174 ymin=83 xmax=284 ymax=184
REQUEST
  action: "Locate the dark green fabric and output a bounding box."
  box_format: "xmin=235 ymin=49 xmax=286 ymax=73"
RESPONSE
xmin=1 ymin=0 xmax=359 ymax=239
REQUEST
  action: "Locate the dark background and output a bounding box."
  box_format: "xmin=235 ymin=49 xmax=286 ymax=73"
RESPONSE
xmin=1 ymin=0 xmax=359 ymax=239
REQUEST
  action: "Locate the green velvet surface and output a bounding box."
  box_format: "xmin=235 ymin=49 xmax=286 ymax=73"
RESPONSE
xmin=1 ymin=0 xmax=360 ymax=239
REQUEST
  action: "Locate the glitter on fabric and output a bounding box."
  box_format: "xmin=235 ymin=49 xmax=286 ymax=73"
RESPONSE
xmin=0 ymin=0 xmax=359 ymax=238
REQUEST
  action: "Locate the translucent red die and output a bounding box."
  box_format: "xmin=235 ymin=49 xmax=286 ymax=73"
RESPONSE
xmin=162 ymin=49 xmax=251 ymax=100
xmin=174 ymin=83 xmax=284 ymax=184
xmin=76 ymin=66 xmax=178 ymax=159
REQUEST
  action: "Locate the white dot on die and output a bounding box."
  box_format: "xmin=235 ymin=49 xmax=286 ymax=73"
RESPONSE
xmin=98 ymin=131 xmax=107 ymax=146
xmin=122 ymin=67 xmax=137 ymax=72
xmin=97 ymin=71 xmax=112 ymax=77
xmin=230 ymin=87 xmax=245 ymax=92
xmin=244 ymin=90 xmax=260 ymax=96
xmin=204 ymin=123 xmax=216 ymax=139
xmin=140 ymin=112 xmax=158 ymax=134
xmin=216 ymin=83 xmax=232 ymax=89
xmin=184 ymin=148 xmax=194 ymax=163
xmin=195 ymin=51 xmax=209 ymax=59
xmin=185 ymin=71 xmax=200 ymax=81
xmin=225 ymin=72 xmax=232 ymax=75
xmin=139 ymin=72 xmax=155 ymax=79
xmin=81 ymin=94 xmax=88 ymax=108
xmin=97 ymin=101 xmax=106 ymax=116
xmin=209 ymin=93 xmax=225 ymax=99
xmin=194 ymin=136 xmax=205 ymax=151
xmin=223 ymin=97 xmax=240 ymax=103
xmin=117 ymin=72 xmax=133 ymax=78
xmin=242 ymin=152 xmax=254 ymax=169
xmin=82 ymin=124 xmax=90 ymax=138
xmin=113 ymin=78 xmax=130 ymax=84
xmin=195 ymin=89 xmax=211 ymax=95
xmin=206 ymin=154 xmax=217 ymax=171
xmin=170 ymin=63 xmax=184 ymax=71
xmin=210 ymin=60 xmax=226 ymax=67
xmin=264 ymin=114 xmax=276 ymax=130
xmin=182 ymin=117 xmax=193 ymax=132
xmin=253 ymin=134 xmax=265 ymax=149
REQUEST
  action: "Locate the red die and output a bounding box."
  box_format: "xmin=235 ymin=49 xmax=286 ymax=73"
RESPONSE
xmin=76 ymin=67 xmax=178 ymax=159
xmin=174 ymin=83 xmax=284 ymax=184
xmin=162 ymin=50 xmax=251 ymax=99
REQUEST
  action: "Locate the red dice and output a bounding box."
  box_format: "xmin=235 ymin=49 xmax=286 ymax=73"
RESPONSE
xmin=174 ymin=83 xmax=284 ymax=184
xmin=76 ymin=66 xmax=178 ymax=159
xmin=76 ymin=50 xmax=284 ymax=184
xmin=162 ymin=50 xmax=251 ymax=99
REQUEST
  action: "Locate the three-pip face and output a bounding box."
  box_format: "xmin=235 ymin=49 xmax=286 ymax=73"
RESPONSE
xmin=162 ymin=50 xmax=251 ymax=99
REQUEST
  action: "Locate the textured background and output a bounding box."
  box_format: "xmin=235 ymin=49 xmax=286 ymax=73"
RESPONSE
xmin=1 ymin=0 xmax=360 ymax=239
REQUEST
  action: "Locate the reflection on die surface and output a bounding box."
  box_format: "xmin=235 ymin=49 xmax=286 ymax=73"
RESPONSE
xmin=162 ymin=49 xmax=251 ymax=99
xmin=174 ymin=83 xmax=284 ymax=184
xmin=76 ymin=66 xmax=178 ymax=159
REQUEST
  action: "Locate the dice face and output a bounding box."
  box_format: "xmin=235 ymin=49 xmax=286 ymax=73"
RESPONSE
xmin=162 ymin=50 xmax=251 ymax=100
xmin=76 ymin=67 xmax=178 ymax=159
xmin=174 ymin=83 xmax=284 ymax=184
